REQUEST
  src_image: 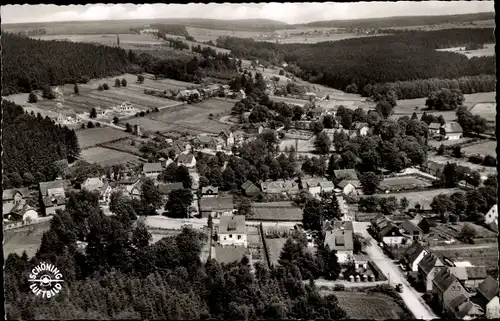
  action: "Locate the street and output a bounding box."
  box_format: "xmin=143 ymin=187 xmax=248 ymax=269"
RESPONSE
xmin=353 ymin=222 xmax=437 ymax=320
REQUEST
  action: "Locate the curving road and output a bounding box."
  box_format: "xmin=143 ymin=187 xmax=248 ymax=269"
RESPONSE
xmin=353 ymin=222 xmax=437 ymax=320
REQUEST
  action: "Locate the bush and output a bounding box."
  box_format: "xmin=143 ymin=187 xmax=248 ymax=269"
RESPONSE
xmin=98 ymin=85 xmax=104 ymax=91
xmin=115 ymin=79 xmax=121 ymax=87
xmin=279 ymin=69 xmax=285 ymax=76
xmin=28 ymin=92 xmax=38 ymax=103
xmin=121 ymin=78 xmax=127 ymax=87
xmin=103 ymin=83 xmax=109 ymax=90
xmin=482 ymin=155 xmax=496 ymax=167
xmin=468 ymin=154 xmax=484 ymax=164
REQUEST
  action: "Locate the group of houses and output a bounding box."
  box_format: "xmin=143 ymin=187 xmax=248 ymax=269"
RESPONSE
xmin=428 ymin=122 xmax=464 ymax=140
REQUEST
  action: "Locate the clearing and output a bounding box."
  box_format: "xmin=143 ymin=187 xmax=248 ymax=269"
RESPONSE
xmin=460 ymin=141 xmax=497 ymax=156
xmin=378 ymin=176 xmax=433 ymax=191
xmin=428 ymin=154 xmax=497 ymax=176
xmin=436 ymin=43 xmax=495 ymax=58
xmin=3 ymin=222 xmax=51 ymax=258
xmin=369 ymin=188 xmax=462 ymax=210
xmin=80 ymin=147 xmax=141 ymax=167
xmin=76 ymin=127 xmax=133 ymax=149
xmin=469 ymin=102 xmax=496 ymax=122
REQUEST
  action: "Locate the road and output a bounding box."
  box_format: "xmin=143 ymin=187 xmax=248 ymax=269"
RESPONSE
xmin=353 ymin=222 xmax=438 ymax=320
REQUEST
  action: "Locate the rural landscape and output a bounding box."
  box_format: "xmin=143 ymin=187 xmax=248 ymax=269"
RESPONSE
xmin=2 ymin=2 xmax=497 ymax=320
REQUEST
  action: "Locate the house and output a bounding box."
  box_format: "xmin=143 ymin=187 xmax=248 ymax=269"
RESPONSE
xmin=402 ymin=241 xmax=428 ymax=272
xmin=250 ymin=202 xmax=303 ymax=221
xmin=81 ymin=177 xmax=105 ymax=192
xmin=218 ymin=215 xmax=247 ymax=247
xmin=232 ymin=131 xmax=247 ymax=147
xmin=100 ymin=182 xmax=114 ymax=205
xmin=410 ymin=214 xmax=432 ymax=234
xmin=432 ymin=268 xmax=472 ymax=319
xmin=418 ymin=252 xmax=446 ymax=292
xmin=370 ymin=215 xmax=406 ymax=246
xmin=337 ymin=179 xmax=362 ymax=196
xmin=124 ymin=179 xmax=142 ymax=199
xmin=177 ymin=153 xmax=196 ymax=168
xmin=440 ymin=122 xmax=463 ymax=140
xmin=485 ymin=205 xmax=497 ymax=225
xmin=199 ymin=195 xmax=235 ymax=218
xmin=260 ymin=180 xmax=299 ymax=195
xmin=324 ymin=229 xmax=354 ymax=264
xmin=95 ymin=106 xmax=106 ymax=117
xmin=464 ymin=266 xmax=488 ymax=288
xmin=429 ymin=122 xmax=442 ymax=136
xmin=219 ymin=130 xmax=235 ymax=148
xmin=170 ymin=140 xmax=191 ymax=156
xmin=353 ymin=122 xmax=369 ymax=136
xmin=241 ymin=180 xmax=260 ymax=197
xmin=201 ymin=186 xmax=219 ymax=198
xmin=158 ymin=182 xmax=184 ymax=199
xmin=195 ymin=135 xmax=218 ymax=150
xmin=3 ymin=188 xmax=31 ymax=214
xmin=4 ymin=203 xmax=38 ymax=222
xmin=422 ymin=159 xmax=445 ymax=177
xmin=485 ymin=296 xmax=500 ymax=319
xmin=39 ymin=180 xmax=70 ymax=216
xmin=301 ymin=177 xmax=335 ymax=196
xmin=400 ymin=219 xmax=424 ymax=241
xmin=143 ymin=163 xmax=163 ymax=179
xmin=334 ymin=169 xmax=358 ymax=182
xmin=476 ymin=276 xmax=500 ymax=319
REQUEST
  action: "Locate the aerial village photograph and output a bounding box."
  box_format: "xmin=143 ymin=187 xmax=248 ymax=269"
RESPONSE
xmin=1 ymin=1 xmax=498 ymax=320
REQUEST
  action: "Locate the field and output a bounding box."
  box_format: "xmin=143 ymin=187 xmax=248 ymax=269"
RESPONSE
xmin=187 ymin=27 xmax=266 ymax=42
xmin=101 ymin=138 xmax=143 ymax=155
xmin=379 ymin=176 xmax=432 ymax=191
xmin=3 ymin=222 xmax=51 ymax=258
xmin=427 ymin=138 xmax=475 ymax=148
xmin=428 ymin=154 xmax=497 ymax=176
xmin=469 ymin=102 xmax=496 ymax=122
xmin=461 ymin=141 xmax=497 ymax=156
xmin=266 ymin=238 xmax=287 ymax=266
xmin=267 ymin=33 xmax=376 ymax=44
xmin=433 ymin=245 xmax=498 ymax=275
xmin=76 ymin=127 xmax=133 ymax=149
xmin=81 ymin=147 xmax=141 ymax=166
xmin=436 ymin=43 xmax=495 ymax=58
xmin=31 ymin=33 xmax=164 ymax=45
xmin=370 ymin=188 xmax=462 ymax=210
xmin=324 ymin=291 xmax=408 ymax=319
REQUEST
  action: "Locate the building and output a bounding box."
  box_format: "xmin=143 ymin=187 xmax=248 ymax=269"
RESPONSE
xmin=195 ymin=135 xmax=218 ymax=150
xmin=123 ymin=179 xmax=142 ymax=199
xmin=476 ymin=276 xmax=500 ymax=319
xmin=337 ymin=179 xmax=362 ymax=196
xmin=39 ymin=180 xmax=69 ymax=216
xmin=432 ymin=268 xmax=473 ymax=319
xmin=219 ymin=130 xmax=235 ymax=148
xmin=250 ymin=202 xmax=303 ymax=221
xmin=429 ymin=122 xmax=442 ymax=136
xmin=95 ymin=106 xmax=106 ymax=117
xmin=463 ymin=266 xmax=488 ymax=288
xmin=418 ymin=252 xmax=446 ymax=292
xmin=177 ymin=153 xmax=197 ymax=168
xmin=301 ymin=177 xmax=335 ymax=196
xmin=4 ymin=203 xmax=38 ymax=222
xmin=410 ymin=214 xmax=432 ymax=234
xmin=440 ymin=122 xmax=463 ymax=140
xmin=485 ymin=296 xmax=500 ymax=319
xmin=81 ymin=177 xmax=105 ymax=192
xmin=402 ymin=241 xmax=428 ymax=272
xmin=201 ymin=186 xmax=219 ymax=198
xmin=485 ymin=205 xmax=497 ymax=225
xmin=218 ymin=215 xmax=247 ymax=247
xmin=199 ymin=195 xmax=235 ymax=218
xmin=353 ymin=122 xmax=369 ymax=136
xmin=260 ymin=180 xmax=299 ymax=195
xmin=143 ymin=163 xmax=163 ymax=179
xmin=241 ymin=180 xmax=260 ymax=197
xmin=422 ymin=159 xmax=446 ymax=177
xmin=400 ymin=219 xmax=424 ymax=242
xmin=371 ymin=215 xmax=406 ymax=246
xmin=324 ymin=228 xmax=354 ymax=264
xmin=3 ymin=188 xmax=31 ymax=214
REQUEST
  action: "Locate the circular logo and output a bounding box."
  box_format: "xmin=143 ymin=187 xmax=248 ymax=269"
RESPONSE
xmin=28 ymin=262 xmax=64 ymax=298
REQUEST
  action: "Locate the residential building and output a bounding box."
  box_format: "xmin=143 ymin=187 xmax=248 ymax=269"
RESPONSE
xmin=177 ymin=153 xmax=197 ymax=168
xmin=100 ymin=182 xmax=114 ymax=205
xmin=440 ymin=122 xmax=463 ymax=140
xmin=324 ymin=229 xmax=354 ymax=264
xmin=464 ymin=266 xmax=488 ymax=288
xmin=123 ymin=179 xmax=142 ymax=199
xmin=143 ymin=163 xmax=163 ymax=179
xmin=232 ymin=131 xmax=247 ymax=147
xmin=218 ymin=215 xmax=247 ymax=247
xmin=403 ymin=241 xmax=428 ymax=272
xmin=485 ymin=296 xmax=500 ymax=319
xmin=219 ymin=130 xmax=235 ymax=148
xmin=81 ymin=177 xmax=104 ymax=192
xmin=4 ymin=203 xmax=38 ymax=222
xmin=250 ymin=202 xmax=303 ymax=221
xmin=485 ymin=205 xmax=497 ymax=225
xmin=422 ymin=159 xmax=445 ymax=177
xmin=241 ymin=180 xmax=260 ymax=197
xmin=337 ymin=179 xmax=362 ymax=196
xmin=429 ymin=122 xmax=442 ymax=136
xmin=400 ymin=219 xmax=424 ymax=241
xmin=476 ymin=276 xmax=500 ymax=317
xmin=3 ymin=188 xmax=31 ymax=214
xmin=195 ymin=135 xmax=218 ymax=150
xmin=371 ymin=215 xmax=406 ymax=246
xmin=301 ymin=177 xmax=335 ymax=196
xmin=432 ymin=268 xmax=473 ymax=319
xmin=260 ymin=180 xmax=299 ymax=195
xmin=199 ymin=195 xmax=235 ymax=218
xmin=39 ymin=180 xmax=70 ymax=216
xmin=418 ymin=252 xmax=446 ymax=292
xmin=201 ymin=186 xmax=219 ymax=198
xmin=410 ymin=214 xmax=432 ymax=234
xmin=353 ymin=122 xmax=369 ymax=136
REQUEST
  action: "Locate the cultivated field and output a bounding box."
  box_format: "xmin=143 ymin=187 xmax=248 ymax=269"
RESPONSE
xmin=76 ymin=127 xmax=133 ymax=149
xmin=324 ymin=291 xmax=408 ymax=319
xmin=267 ymin=33 xmax=377 ymax=44
xmin=370 ymin=188 xmax=462 ymax=209
xmin=461 ymin=141 xmax=497 ymax=156
xmin=31 ymin=33 xmax=164 ymax=45
xmin=3 ymin=222 xmax=51 ymax=258
xmin=266 ymin=237 xmax=287 ymax=266
xmin=469 ymin=102 xmax=496 ymax=122
xmin=81 ymin=147 xmax=141 ymax=167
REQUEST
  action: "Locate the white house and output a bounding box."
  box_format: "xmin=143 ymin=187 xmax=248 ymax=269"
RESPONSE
xmin=143 ymin=163 xmax=163 ymax=179
xmin=177 ymin=153 xmax=197 ymax=168
xmin=440 ymin=122 xmax=463 ymax=140
xmin=337 ymin=180 xmax=361 ymax=196
xmin=218 ymin=215 xmax=247 ymax=247
xmin=95 ymin=106 xmax=106 ymax=117
xmin=82 ymin=177 xmax=104 ymax=191
xmin=301 ymin=177 xmax=335 ymax=197
xmin=324 ymin=229 xmax=354 ymax=264
xmin=486 ymin=296 xmax=500 ymax=319
xmin=485 ymin=204 xmax=497 ymax=225
xmin=403 ymin=241 xmax=428 ymax=272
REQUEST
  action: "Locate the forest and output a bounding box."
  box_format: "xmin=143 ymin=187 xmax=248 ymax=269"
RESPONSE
xmin=2 ymin=100 xmax=80 ymax=189
xmin=217 ymin=28 xmax=495 ymax=95
xmin=5 ymin=190 xmax=347 ymax=320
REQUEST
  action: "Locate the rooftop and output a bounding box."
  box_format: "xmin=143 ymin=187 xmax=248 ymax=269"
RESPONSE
xmin=39 ymin=180 xmax=69 ymax=197
xmin=218 ymin=215 xmax=246 ymax=234
xmin=143 ymin=162 xmax=163 ymax=173
xmin=442 ymin=122 xmax=463 ymax=133
xmin=477 ymin=275 xmax=500 ymax=302
xmin=3 ymin=188 xmax=30 ymax=201
xmin=324 ymin=229 xmax=354 ymax=251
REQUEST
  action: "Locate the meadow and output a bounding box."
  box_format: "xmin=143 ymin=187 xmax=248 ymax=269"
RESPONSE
xmin=461 ymin=141 xmax=497 ymax=156
xmin=369 ymin=188 xmax=462 ymax=210
xmin=80 ymin=146 xmax=141 ymax=167
xmin=436 ymin=43 xmax=495 ymax=58
xmin=469 ymin=102 xmax=496 ymax=122
xmin=428 ymin=155 xmax=497 ymax=177
xmin=76 ymin=127 xmax=133 ymax=149
xmin=3 ymin=222 xmax=51 ymax=258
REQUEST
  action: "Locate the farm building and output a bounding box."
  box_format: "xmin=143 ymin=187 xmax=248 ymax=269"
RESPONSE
xmin=3 ymin=188 xmax=31 ymax=215
xmin=217 ymin=215 xmax=247 ymax=247
xmin=199 ymin=195 xmax=235 ymax=218
xmin=241 ymin=180 xmax=260 ymax=197
xmin=448 ymin=266 xmax=488 ymax=289
xmin=218 ymin=130 xmax=235 ymax=148
xmin=4 ymin=203 xmax=38 ymax=222
xmin=143 ymin=163 xmax=163 ymax=179
xmin=400 ymin=219 xmax=424 ymax=242
xmin=440 ymin=122 xmax=463 ymax=140
xmin=250 ymin=202 xmax=303 ymax=221
xmin=201 ymin=186 xmax=218 ymax=198
xmin=177 ymin=153 xmax=196 ymax=168
xmin=260 ymin=180 xmax=299 ymax=195
xmin=370 ymin=215 xmax=406 ymax=246
xmin=81 ymin=177 xmax=104 ymax=191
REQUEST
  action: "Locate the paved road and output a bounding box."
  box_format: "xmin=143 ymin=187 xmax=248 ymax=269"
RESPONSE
xmin=353 ymin=222 xmax=438 ymax=320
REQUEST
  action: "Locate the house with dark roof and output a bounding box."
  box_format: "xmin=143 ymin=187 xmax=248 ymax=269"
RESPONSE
xmin=250 ymin=202 xmax=303 ymax=221
xmin=3 ymin=188 xmax=31 ymax=216
xmin=432 ymin=268 xmax=475 ymax=319
xmin=440 ymin=122 xmax=463 ymax=140
xmin=177 ymin=153 xmax=196 ymax=168
xmin=260 ymin=180 xmax=299 ymax=195
xmin=418 ymin=252 xmax=446 ymax=292
xmin=334 ymin=169 xmax=358 ymax=181
xmin=422 ymin=159 xmax=445 ymax=178
xmin=218 ymin=215 xmax=247 ymax=247
xmin=464 ymin=266 xmax=488 ymax=288
xmin=4 ymin=203 xmax=38 ymax=222
xmin=402 ymin=241 xmax=428 ymax=272
xmin=337 ymin=179 xmax=362 ymax=196
xmin=370 ymin=215 xmax=406 ymax=246
xmin=241 ymin=180 xmax=260 ymax=197
xmin=476 ymin=276 xmax=500 ymax=319
xmin=324 ymin=229 xmax=354 ymax=264
xmin=429 ymin=122 xmax=442 ymax=136
xmin=201 ymin=186 xmax=219 ymax=198
xmin=39 ymin=180 xmax=70 ymax=216
xmin=199 ymin=195 xmax=235 ymax=218
xmin=143 ymin=163 xmax=163 ymax=179
xmin=400 ymin=219 xmax=424 ymax=241
xmin=301 ymin=177 xmax=335 ymax=196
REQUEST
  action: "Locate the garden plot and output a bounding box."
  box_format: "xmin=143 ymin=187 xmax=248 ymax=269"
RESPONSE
xmin=327 ymin=291 xmax=409 ymax=319
xmin=81 ymin=147 xmax=140 ymax=167
xmin=433 ymin=246 xmax=498 ymax=275
xmin=370 ymin=188 xmax=461 ymax=210
xmin=461 ymin=141 xmax=497 ymax=156
xmin=378 ymin=175 xmax=432 ymax=192
xmin=266 ymin=238 xmax=287 ymax=266
xmin=76 ymin=127 xmax=133 ymax=149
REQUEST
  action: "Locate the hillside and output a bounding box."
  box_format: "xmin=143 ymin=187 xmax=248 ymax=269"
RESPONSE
xmin=298 ymin=11 xmax=495 ymax=29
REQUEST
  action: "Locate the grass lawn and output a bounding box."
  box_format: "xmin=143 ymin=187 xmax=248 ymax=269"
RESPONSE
xmin=470 ymin=102 xmax=496 ymax=122
xmin=3 ymin=222 xmax=51 ymax=258
xmin=76 ymin=127 xmax=133 ymax=149
xmin=266 ymin=238 xmax=287 ymax=266
xmin=370 ymin=188 xmax=462 ymax=210
xmin=428 ymin=155 xmax=497 ymax=176
xmin=427 ymin=138 xmax=475 ymax=148
xmin=81 ymin=147 xmax=141 ymax=166
xmin=379 ymin=176 xmax=432 ymax=190
xmin=461 ymin=141 xmax=497 ymax=156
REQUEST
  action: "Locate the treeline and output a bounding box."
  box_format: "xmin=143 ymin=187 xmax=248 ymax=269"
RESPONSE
xmin=150 ymin=23 xmax=190 ymax=38
xmin=5 ymin=190 xmax=347 ymax=320
xmin=363 ymin=75 xmax=496 ymax=100
xmin=2 ymin=100 xmax=80 ymax=188
xmin=1 ymin=33 xmax=130 ymax=95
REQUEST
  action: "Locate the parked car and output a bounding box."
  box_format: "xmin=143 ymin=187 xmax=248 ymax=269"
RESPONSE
xmin=396 ymin=283 xmax=404 ymax=293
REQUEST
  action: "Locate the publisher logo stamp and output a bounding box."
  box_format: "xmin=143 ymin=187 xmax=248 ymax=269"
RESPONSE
xmin=28 ymin=262 xmax=64 ymax=298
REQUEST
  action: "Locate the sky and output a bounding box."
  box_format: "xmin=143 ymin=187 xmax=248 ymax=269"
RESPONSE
xmin=1 ymin=2 xmax=495 ymax=25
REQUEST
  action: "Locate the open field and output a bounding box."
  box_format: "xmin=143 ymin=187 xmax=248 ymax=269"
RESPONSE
xmin=379 ymin=176 xmax=432 ymax=191
xmin=31 ymin=33 xmax=163 ymax=45
xmin=370 ymin=188 xmax=462 ymax=210
xmin=76 ymin=127 xmax=132 ymax=149
xmin=266 ymin=238 xmax=287 ymax=266
xmin=436 ymin=43 xmax=495 ymax=58
xmin=266 ymin=33 xmax=377 ymax=44
xmin=81 ymin=147 xmax=141 ymax=166
xmin=3 ymin=222 xmax=51 ymax=258
xmin=469 ymin=102 xmax=496 ymax=122
xmin=101 ymin=138 xmax=143 ymax=155
xmin=428 ymin=155 xmax=497 ymax=176
xmin=187 ymin=27 xmax=266 ymax=42
xmin=427 ymin=138 xmax=475 ymax=148
xmin=461 ymin=141 xmax=497 ymax=156
xmin=433 ymin=245 xmax=498 ymax=275
xmin=322 ymin=291 xmax=408 ymax=319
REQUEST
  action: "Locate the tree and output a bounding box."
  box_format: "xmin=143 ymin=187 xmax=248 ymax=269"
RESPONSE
xmin=237 ymin=197 xmax=252 ymax=218
xmin=90 ymin=107 xmax=97 ymax=119
xmin=458 ymin=223 xmax=477 ymax=244
xmin=311 ymin=121 xmax=324 ymax=135
xmin=165 ymin=189 xmax=193 ymax=218
xmin=121 ymin=78 xmax=127 ymax=87
xmin=353 ymin=233 xmax=371 ymax=254
xmin=81 ymin=123 xmax=86 ymax=129
xmin=320 ymin=192 xmax=342 ymax=221
xmin=322 ymin=114 xmax=336 ymax=129
xmin=98 ymin=85 xmax=104 ymax=91
xmin=137 ymin=75 xmax=145 ymax=83
xmin=112 ymin=116 xmax=119 ymax=124
xmin=440 ymin=163 xmax=460 ymax=188
xmin=430 ymin=194 xmax=454 ymax=215
xmin=345 ymin=83 xmax=358 ymax=93
xmin=28 ymin=91 xmax=38 ymax=103
xmin=87 ymin=121 xmax=95 ymax=128
xmin=314 ymin=132 xmax=331 ymax=154
xmin=359 ymin=172 xmax=381 ymax=195
xmin=379 ymin=196 xmax=398 ymax=215
xmin=115 ymin=79 xmax=121 ymax=87
xmin=437 ymin=144 xmax=446 ymax=155
xmin=103 ymin=83 xmax=109 ymax=90
xmin=452 ymin=146 xmax=462 ymax=158
xmin=426 ymin=88 xmax=464 ymax=110
xmin=125 ymin=123 xmax=132 ymax=133
xmin=375 ymin=99 xmax=394 ymax=119
xmin=465 ymin=171 xmax=481 ymax=187
xmin=399 ymin=197 xmax=410 ymax=211
xmin=74 ymin=83 xmax=79 ymax=94
xmin=141 ymin=178 xmax=162 ymax=209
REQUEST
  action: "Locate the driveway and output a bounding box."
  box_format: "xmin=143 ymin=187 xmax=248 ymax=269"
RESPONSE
xmin=353 ymin=222 xmax=437 ymax=320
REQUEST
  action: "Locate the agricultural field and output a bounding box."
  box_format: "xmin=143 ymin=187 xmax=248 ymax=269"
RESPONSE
xmin=370 ymin=188 xmax=462 ymax=210
xmin=3 ymin=222 xmax=51 ymax=258
xmin=76 ymin=127 xmax=133 ymax=149
xmin=469 ymin=102 xmax=496 ymax=122
xmin=267 ymin=33 xmax=376 ymax=44
xmin=428 ymin=155 xmax=497 ymax=177
xmin=101 ymin=138 xmax=143 ymax=155
xmin=323 ymin=291 xmax=409 ymax=319
xmin=187 ymin=27 xmax=265 ymax=42
xmin=81 ymin=146 xmax=141 ymax=167
xmin=460 ymin=141 xmax=497 ymax=156
xmin=31 ymin=33 xmax=164 ymax=45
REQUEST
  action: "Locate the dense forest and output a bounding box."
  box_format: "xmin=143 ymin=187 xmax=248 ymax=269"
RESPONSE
xmin=217 ymin=28 xmax=495 ymax=95
xmin=5 ymin=190 xmax=347 ymax=320
xmin=2 ymin=100 xmax=80 ymax=188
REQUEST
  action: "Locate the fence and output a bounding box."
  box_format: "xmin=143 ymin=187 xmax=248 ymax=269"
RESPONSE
xmin=367 ymin=260 xmax=388 ymax=281
xmin=259 ymin=222 xmax=272 ymax=269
